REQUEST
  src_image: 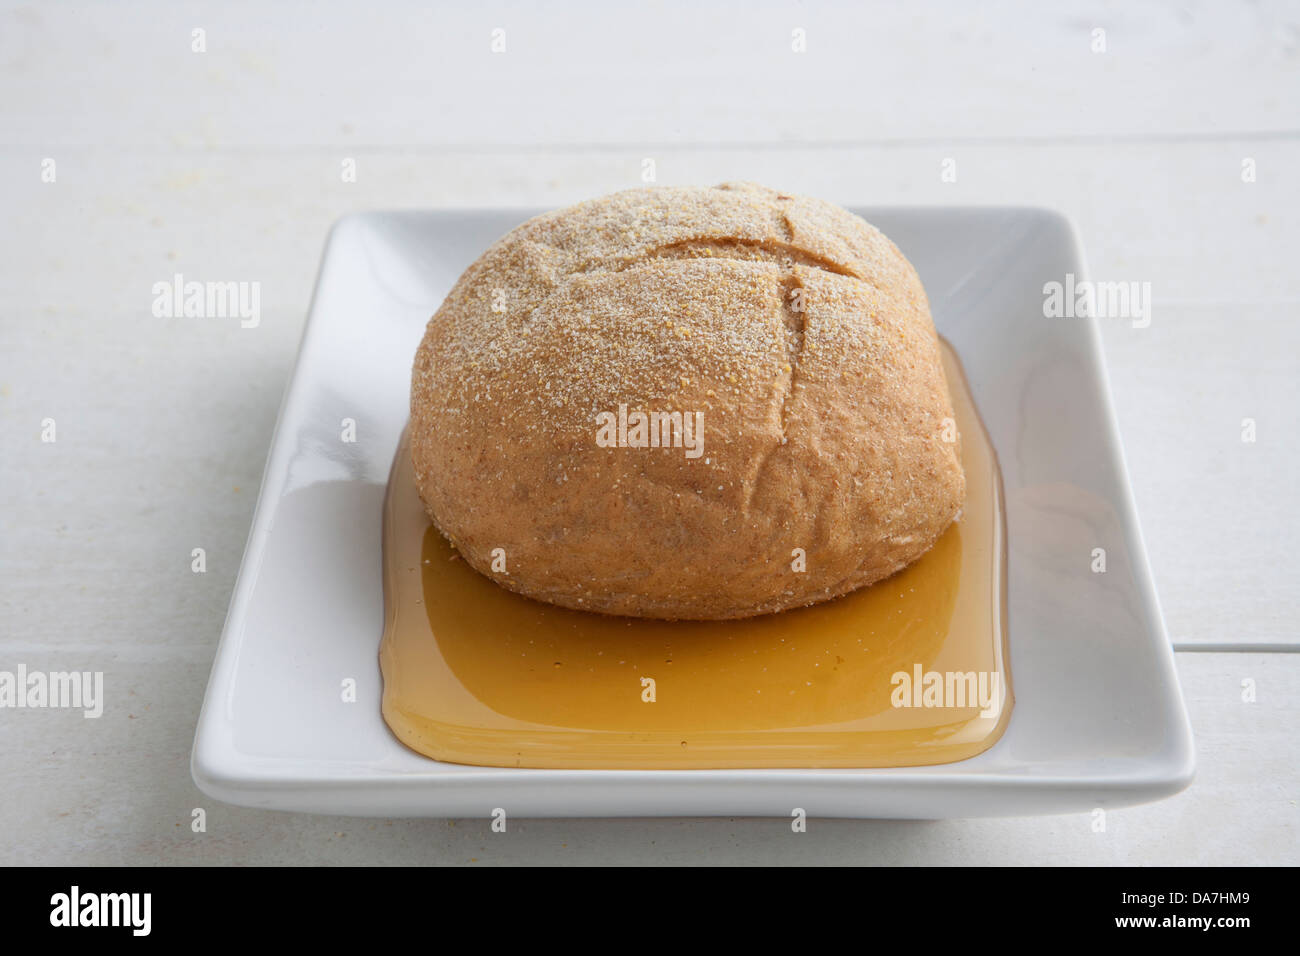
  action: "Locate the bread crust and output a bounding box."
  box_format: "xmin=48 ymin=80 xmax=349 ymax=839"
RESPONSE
xmin=410 ymin=183 xmax=965 ymax=619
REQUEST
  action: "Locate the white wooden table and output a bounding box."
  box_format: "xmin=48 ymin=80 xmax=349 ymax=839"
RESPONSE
xmin=2 ymin=1 xmax=1296 ymax=864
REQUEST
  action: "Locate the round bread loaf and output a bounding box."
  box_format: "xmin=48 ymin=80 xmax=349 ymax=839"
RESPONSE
xmin=410 ymin=182 xmax=965 ymax=620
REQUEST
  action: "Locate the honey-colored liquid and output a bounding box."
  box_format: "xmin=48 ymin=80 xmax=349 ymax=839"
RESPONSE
xmin=380 ymin=342 xmax=1011 ymax=769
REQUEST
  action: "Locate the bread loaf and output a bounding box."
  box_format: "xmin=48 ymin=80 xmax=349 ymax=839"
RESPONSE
xmin=410 ymin=182 xmax=964 ymax=619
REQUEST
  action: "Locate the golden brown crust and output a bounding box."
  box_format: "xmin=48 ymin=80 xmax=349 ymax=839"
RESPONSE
xmin=409 ymin=183 xmax=965 ymax=619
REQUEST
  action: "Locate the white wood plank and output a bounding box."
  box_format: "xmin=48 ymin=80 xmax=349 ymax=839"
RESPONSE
xmin=1102 ymin=304 xmax=1300 ymax=648
xmin=2 ymin=1 xmax=1298 ymax=151
xmin=0 ymin=652 xmax=1293 ymax=864
xmin=2 ymin=140 xmax=1298 ymax=313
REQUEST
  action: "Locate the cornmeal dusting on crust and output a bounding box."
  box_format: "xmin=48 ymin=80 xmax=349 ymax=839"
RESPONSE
xmin=410 ymin=182 xmax=965 ymax=620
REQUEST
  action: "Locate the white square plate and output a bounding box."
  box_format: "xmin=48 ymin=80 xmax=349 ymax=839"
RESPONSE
xmin=191 ymin=206 xmax=1195 ymax=818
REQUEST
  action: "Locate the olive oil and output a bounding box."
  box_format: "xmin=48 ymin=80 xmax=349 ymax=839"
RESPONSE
xmin=380 ymin=341 xmax=1011 ymax=768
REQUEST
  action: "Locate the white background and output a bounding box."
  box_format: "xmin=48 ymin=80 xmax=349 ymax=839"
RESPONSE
xmin=1 ymin=0 xmax=1297 ymax=863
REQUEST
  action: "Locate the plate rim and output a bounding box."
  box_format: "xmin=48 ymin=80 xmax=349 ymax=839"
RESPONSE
xmin=191 ymin=204 xmax=1196 ymax=817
